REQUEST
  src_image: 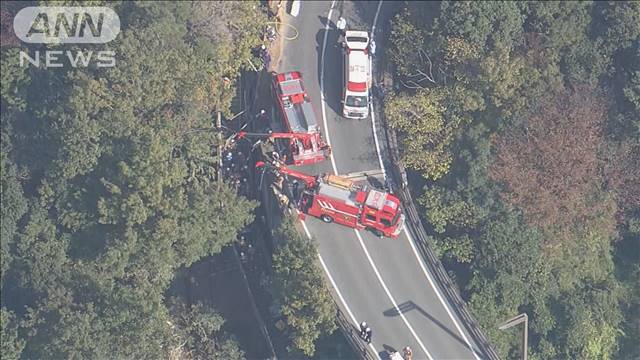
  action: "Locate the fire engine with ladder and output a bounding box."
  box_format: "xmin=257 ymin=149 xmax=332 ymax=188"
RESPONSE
xmin=257 ymin=159 xmax=405 ymax=238
xmin=259 ymin=71 xmax=331 ymax=166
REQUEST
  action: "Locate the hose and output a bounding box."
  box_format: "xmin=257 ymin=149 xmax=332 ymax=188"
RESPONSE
xmin=266 ymin=21 xmax=299 ymax=41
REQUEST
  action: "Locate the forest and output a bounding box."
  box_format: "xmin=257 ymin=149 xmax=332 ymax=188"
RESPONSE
xmin=1 ymin=1 xmax=269 ymax=358
xmin=386 ymin=1 xmax=639 ymax=359
xmin=2 ymin=1 xmax=639 ymax=359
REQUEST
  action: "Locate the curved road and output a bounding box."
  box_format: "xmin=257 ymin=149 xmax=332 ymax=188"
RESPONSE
xmin=276 ymin=2 xmax=486 ymax=359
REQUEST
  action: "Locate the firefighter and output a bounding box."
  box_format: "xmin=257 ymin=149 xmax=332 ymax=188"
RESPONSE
xmin=359 ymin=321 xmax=367 ymax=337
xmin=364 ymin=327 xmax=372 ymax=343
xmin=369 ymin=38 xmax=376 ymax=56
xmin=258 ymin=108 xmax=268 ymax=120
xmin=336 ymin=17 xmax=346 ymax=35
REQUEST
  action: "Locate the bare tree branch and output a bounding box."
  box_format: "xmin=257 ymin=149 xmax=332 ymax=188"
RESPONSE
xmin=400 ymin=79 xmax=426 ymax=90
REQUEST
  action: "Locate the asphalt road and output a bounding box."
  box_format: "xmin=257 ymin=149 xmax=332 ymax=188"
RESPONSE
xmin=276 ymin=1 xmax=485 ymax=359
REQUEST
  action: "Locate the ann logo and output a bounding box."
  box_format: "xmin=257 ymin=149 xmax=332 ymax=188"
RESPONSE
xmin=26 ymin=12 xmax=104 ymax=40
xmin=13 ymin=6 xmax=120 ymax=44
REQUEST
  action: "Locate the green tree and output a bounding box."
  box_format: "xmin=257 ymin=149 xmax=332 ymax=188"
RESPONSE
xmin=419 ymin=187 xmax=479 ymax=234
xmin=388 ymin=8 xmax=427 ymax=78
xmin=1 ymin=1 xmax=262 ymax=358
xmin=0 ymin=48 xmax=30 ymax=111
xmin=272 ymin=217 xmax=337 ymax=357
xmin=435 ymin=1 xmax=524 ymax=51
xmin=168 ymin=299 xmax=244 ymax=360
xmin=385 ymin=89 xmax=463 ymax=180
xmin=0 ymin=128 xmax=27 ymax=286
xmin=0 ymin=308 xmax=24 ymax=360
xmin=468 ymin=212 xmax=550 ymax=358
xmin=387 ymin=2 xmax=636 ymax=359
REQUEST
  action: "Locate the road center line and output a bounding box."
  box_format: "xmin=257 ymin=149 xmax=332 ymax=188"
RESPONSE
xmin=354 ymin=229 xmax=434 ymax=360
xmin=319 ymin=1 xmax=432 ymax=358
xmin=403 ymin=228 xmax=482 ymax=360
xmin=320 ymin=0 xmax=339 ymax=174
xmin=317 ymin=6 xmax=381 ymax=357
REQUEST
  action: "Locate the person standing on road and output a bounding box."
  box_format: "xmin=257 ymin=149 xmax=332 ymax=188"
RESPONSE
xmin=364 ymin=327 xmax=372 ymax=343
xmin=336 ymin=16 xmax=346 ymax=35
xmin=359 ymin=321 xmax=367 ymax=337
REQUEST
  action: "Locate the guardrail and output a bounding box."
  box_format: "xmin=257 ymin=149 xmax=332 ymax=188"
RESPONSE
xmin=334 ymin=307 xmax=377 ymax=360
xmin=380 ymin=104 xmax=500 ymax=360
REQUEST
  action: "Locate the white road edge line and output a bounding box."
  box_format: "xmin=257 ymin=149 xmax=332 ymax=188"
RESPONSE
xmin=403 ymin=228 xmax=482 ymax=360
xmin=369 ymin=0 xmax=387 ymax=182
xmin=354 ymin=229 xmax=434 ymax=360
xmin=372 ymin=0 xmax=383 ymax=33
xmin=320 ymin=0 xmax=339 ymax=174
xmin=367 ymin=0 xmax=481 ymax=358
xmin=302 ymin=220 xmax=382 ymax=360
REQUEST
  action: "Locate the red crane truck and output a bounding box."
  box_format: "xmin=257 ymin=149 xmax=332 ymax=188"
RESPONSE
xmin=270 ymin=71 xmax=330 ymax=166
xmin=257 ymin=160 xmax=405 ymax=238
xmin=236 ymin=130 xmax=331 ymax=166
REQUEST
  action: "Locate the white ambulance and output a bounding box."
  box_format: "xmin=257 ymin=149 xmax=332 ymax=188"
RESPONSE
xmin=342 ymin=30 xmax=371 ymax=119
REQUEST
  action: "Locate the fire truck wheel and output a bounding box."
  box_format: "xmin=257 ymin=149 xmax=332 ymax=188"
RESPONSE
xmin=370 ymin=228 xmax=384 ymax=237
xmin=320 ymin=215 xmax=334 ymax=223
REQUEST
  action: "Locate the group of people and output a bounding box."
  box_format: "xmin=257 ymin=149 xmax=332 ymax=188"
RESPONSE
xmin=359 ymin=321 xmax=372 ymax=344
xmin=222 ymin=149 xmax=251 ymax=196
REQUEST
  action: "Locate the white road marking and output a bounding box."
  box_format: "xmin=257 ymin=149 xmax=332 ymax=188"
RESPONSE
xmin=403 ymin=228 xmax=482 ymax=360
xmin=319 ymin=0 xmax=429 ymax=358
xmin=354 ymin=229 xmax=434 ymax=360
xmin=366 ymin=2 xmax=480 ymax=358
xmin=302 ymin=220 xmax=382 ymax=360
xmin=369 ymin=0 xmax=387 ymax=181
xmin=320 ymin=0 xmax=339 ymax=174
xmin=372 ymin=0 xmax=383 ymax=33
xmin=318 ymin=254 xmax=358 ymax=325
xmin=316 ymin=1 xmax=475 ymax=359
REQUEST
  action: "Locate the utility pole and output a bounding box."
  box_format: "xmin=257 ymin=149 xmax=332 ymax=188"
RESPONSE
xmin=499 ymin=313 xmax=528 ymax=360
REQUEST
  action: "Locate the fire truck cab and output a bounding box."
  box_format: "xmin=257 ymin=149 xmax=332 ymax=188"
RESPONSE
xmin=301 ymin=174 xmax=403 ymax=238
xmin=342 ymin=30 xmax=371 ymax=119
xmin=255 ymin=159 xmax=405 ymax=238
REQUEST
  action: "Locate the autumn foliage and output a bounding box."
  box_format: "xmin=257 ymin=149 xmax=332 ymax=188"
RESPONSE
xmin=490 ymin=86 xmax=615 ymax=243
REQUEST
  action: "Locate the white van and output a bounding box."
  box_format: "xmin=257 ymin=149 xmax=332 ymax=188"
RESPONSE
xmin=342 ymin=31 xmax=371 ymax=119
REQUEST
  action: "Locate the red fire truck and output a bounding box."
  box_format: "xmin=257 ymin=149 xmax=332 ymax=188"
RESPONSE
xmin=257 ymin=160 xmax=405 ymax=238
xmin=270 ymin=71 xmax=330 ymax=166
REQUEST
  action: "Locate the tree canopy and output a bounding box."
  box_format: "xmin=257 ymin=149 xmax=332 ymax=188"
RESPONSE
xmin=387 ymin=1 xmax=639 ymax=359
xmin=1 ymin=1 xmax=266 ymax=358
xmin=271 ymin=217 xmax=337 ymax=357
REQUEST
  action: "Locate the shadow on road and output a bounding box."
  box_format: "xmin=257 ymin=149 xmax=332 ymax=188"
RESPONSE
xmin=383 ymin=300 xmax=482 ymax=356
xmin=315 ymin=20 xmax=344 ymax=116
xmin=378 ymin=344 xmax=398 ymax=359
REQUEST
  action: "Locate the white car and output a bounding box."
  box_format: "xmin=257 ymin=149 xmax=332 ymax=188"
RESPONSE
xmin=342 ymin=30 xmax=371 ymax=119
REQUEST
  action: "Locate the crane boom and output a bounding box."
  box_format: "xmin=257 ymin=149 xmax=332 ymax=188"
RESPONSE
xmin=237 ymin=130 xmax=331 ymax=166
xmin=256 ymin=160 xmax=317 ymax=188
